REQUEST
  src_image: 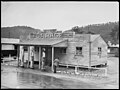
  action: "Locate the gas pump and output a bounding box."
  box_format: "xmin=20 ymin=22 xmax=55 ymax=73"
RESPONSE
xmin=19 ymin=46 xmax=24 ymax=67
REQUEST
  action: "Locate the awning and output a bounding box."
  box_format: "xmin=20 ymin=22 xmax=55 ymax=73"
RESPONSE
xmin=16 ymin=39 xmax=68 ymax=47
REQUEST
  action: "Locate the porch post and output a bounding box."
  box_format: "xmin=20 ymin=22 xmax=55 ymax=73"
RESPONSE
xmin=30 ymin=46 xmax=34 ymax=68
xmin=52 ymin=47 xmax=54 ymax=72
xmin=19 ymin=46 xmax=24 ymax=67
xmin=39 ymin=46 xmax=41 ymax=69
xmin=22 ymin=46 xmax=24 ymax=67
xmin=32 ymin=46 xmax=34 ymax=68
xmin=27 ymin=46 xmax=30 ymax=68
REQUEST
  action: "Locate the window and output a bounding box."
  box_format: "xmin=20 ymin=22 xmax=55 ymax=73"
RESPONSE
xmin=98 ymin=47 xmax=102 ymax=57
xmin=98 ymin=47 xmax=102 ymax=53
xmin=60 ymin=48 xmax=66 ymax=54
xmin=76 ymin=47 xmax=82 ymax=55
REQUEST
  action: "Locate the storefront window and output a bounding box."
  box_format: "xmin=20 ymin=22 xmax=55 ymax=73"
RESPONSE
xmin=60 ymin=48 xmax=66 ymax=54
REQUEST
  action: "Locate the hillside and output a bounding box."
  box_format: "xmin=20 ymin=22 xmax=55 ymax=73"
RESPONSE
xmin=1 ymin=26 xmax=41 ymax=39
xmin=1 ymin=21 xmax=119 ymax=44
xmin=64 ymin=21 xmax=119 ymax=44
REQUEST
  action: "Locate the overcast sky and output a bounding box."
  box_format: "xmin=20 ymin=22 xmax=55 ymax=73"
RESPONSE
xmin=1 ymin=1 xmax=119 ymax=31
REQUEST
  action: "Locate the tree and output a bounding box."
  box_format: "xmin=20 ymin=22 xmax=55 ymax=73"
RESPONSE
xmin=71 ymin=26 xmax=84 ymax=34
xmin=87 ymin=31 xmax=95 ymax=34
xmin=110 ymin=25 xmax=119 ymax=44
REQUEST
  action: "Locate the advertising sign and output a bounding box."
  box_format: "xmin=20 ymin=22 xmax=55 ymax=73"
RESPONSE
xmin=29 ymin=32 xmax=74 ymax=39
xmin=20 ymin=31 xmax=75 ymax=42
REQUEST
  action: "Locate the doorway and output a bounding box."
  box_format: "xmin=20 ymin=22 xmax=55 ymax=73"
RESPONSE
xmin=41 ymin=47 xmax=52 ymax=67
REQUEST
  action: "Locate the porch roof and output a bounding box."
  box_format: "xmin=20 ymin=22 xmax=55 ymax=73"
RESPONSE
xmin=1 ymin=38 xmax=20 ymax=44
xmin=17 ymin=39 xmax=68 ymax=47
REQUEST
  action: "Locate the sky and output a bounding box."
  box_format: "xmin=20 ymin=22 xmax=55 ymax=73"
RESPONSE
xmin=1 ymin=1 xmax=119 ymax=31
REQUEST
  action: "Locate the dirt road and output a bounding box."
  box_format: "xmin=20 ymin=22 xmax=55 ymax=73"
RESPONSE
xmin=1 ymin=57 xmax=119 ymax=89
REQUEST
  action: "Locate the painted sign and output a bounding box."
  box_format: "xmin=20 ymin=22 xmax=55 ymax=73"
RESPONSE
xmin=30 ymin=32 xmax=62 ymax=38
xmin=29 ymin=32 xmax=74 ymax=39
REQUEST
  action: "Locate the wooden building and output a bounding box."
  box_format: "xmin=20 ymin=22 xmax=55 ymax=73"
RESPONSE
xmin=1 ymin=38 xmax=20 ymax=60
xmin=107 ymin=42 xmax=119 ymax=57
xmin=18 ymin=29 xmax=108 ymax=71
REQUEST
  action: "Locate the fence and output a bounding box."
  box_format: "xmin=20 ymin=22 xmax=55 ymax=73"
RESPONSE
xmin=58 ymin=63 xmax=107 ymax=77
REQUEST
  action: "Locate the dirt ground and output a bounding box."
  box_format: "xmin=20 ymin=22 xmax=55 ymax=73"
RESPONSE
xmin=1 ymin=56 xmax=119 ymax=89
xmin=105 ymin=57 xmax=119 ymax=88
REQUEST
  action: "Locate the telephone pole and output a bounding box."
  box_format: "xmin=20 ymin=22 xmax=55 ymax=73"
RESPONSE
xmin=88 ymin=26 xmax=91 ymax=67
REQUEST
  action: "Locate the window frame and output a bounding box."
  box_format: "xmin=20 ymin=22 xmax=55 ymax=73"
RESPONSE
xmin=76 ymin=47 xmax=83 ymax=56
xmin=98 ymin=47 xmax=102 ymax=57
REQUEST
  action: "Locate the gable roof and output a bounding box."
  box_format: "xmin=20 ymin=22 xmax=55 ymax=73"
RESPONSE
xmin=90 ymin=34 xmax=100 ymax=42
xmin=90 ymin=34 xmax=108 ymax=47
xmin=74 ymin=34 xmax=101 ymax=42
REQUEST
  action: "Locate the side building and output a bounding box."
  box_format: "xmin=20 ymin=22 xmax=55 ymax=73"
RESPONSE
xmin=1 ymin=38 xmax=20 ymax=61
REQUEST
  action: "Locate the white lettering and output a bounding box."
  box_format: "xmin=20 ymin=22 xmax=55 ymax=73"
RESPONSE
xmin=29 ymin=32 xmax=73 ymax=39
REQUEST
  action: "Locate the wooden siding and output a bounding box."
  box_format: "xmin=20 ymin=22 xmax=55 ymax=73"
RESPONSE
xmin=54 ymin=36 xmax=90 ymax=66
xmin=91 ymin=36 xmax=107 ymax=66
xmin=54 ymin=34 xmax=107 ymax=67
